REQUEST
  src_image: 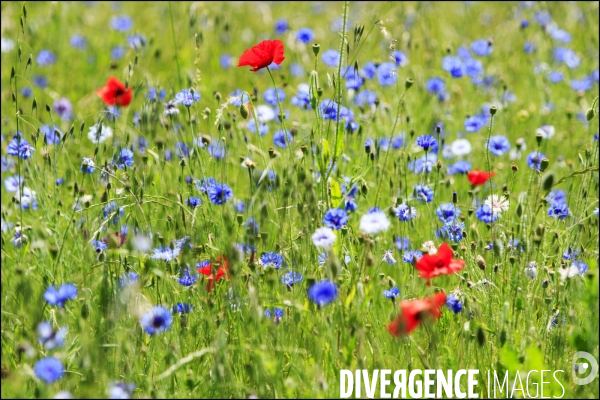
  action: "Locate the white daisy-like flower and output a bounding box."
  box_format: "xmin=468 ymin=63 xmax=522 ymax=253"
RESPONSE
xmin=382 ymin=249 xmax=396 ymax=265
xmin=535 ymin=125 xmax=555 ymax=139
xmin=559 ymin=265 xmax=581 ymax=280
xmin=422 ymin=240 xmax=437 ymax=255
xmin=359 ymin=211 xmax=391 ymax=235
xmin=311 ymin=227 xmax=336 ymax=249
xmin=484 ymin=194 xmax=510 ymax=217
xmin=450 ymin=139 xmax=472 ymax=157
xmin=87 ymin=124 xmax=113 ymax=144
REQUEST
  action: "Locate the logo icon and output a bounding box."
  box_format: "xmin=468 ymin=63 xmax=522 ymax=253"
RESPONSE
xmin=572 ymin=351 xmax=598 ymax=385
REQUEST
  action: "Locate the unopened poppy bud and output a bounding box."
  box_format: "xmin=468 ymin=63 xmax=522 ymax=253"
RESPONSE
xmin=312 ymin=44 xmax=320 ymax=56
xmin=585 ymin=108 xmax=595 ymax=121
xmin=214 ymin=91 xmax=222 ymax=101
xmin=515 ymin=138 xmax=525 ymax=150
xmin=405 ymin=78 xmax=413 ymax=89
xmin=452 ymin=192 xmax=458 ymax=204
xmin=490 ymin=106 xmax=497 ymax=115
xmin=540 ymin=158 xmax=549 ymax=171
xmin=535 ymin=132 xmax=543 ymax=145
xmin=511 ymin=163 xmax=519 ymax=172
xmin=476 ymin=255 xmax=486 ymax=270
xmin=179 ymin=158 xmax=186 ymax=167
xmin=317 ymin=87 xmax=323 ymax=98
xmin=240 ymin=103 xmax=249 ymax=119
xmin=542 ymin=279 xmax=549 ymax=289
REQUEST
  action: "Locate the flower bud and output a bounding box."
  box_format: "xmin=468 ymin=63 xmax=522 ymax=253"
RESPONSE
xmin=490 ymin=106 xmax=497 ymax=115
xmin=312 ymin=44 xmax=320 ymax=56
xmin=405 ymin=78 xmax=413 ymax=89
xmin=240 ymin=103 xmax=249 ymax=120
xmin=476 ymin=255 xmax=486 ymax=270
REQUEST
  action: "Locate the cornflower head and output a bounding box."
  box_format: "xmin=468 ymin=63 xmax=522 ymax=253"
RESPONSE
xmin=259 ymin=252 xmax=284 ymax=269
xmin=394 ymin=202 xmax=417 ymax=221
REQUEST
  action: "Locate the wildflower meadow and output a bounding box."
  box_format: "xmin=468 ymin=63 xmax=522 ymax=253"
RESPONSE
xmin=1 ymin=1 xmax=599 ymax=398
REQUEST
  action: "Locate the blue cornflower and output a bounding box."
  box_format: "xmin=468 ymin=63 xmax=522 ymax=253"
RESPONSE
xmin=376 ymin=62 xmax=397 ymax=86
xmin=426 ymin=77 xmax=445 ymax=94
xmin=178 ymin=268 xmax=198 ymax=286
xmin=264 ymin=88 xmax=286 ymax=106
xmin=274 ymin=19 xmax=289 ymax=35
xmin=436 ymin=203 xmax=460 ymax=224
xmin=118 ymin=272 xmax=139 ymax=289
xmin=233 ymin=200 xmax=245 ymax=213
xmin=521 ymin=19 xmax=530 ymax=28
xmin=464 ymin=58 xmax=484 ymax=78
xmin=307 ymin=280 xmax=338 ymax=306
xmin=550 ymin=27 xmax=571 ymax=43
xmin=274 ymin=308 xmax=284 ymax=318
xmin=323 ymin=208 xmax=349 ymax=230
xmin=553 ymin=47 xmax=580 ymax=69
xmin=548 ymin=71 xmax=563 ymax=83
xmin=471 ymin=39 xmax=492 ymax=56
xmin=442 ymin=56 xmax=464 ymax=78
xmin=174 ymin=89 xmax=201 ymax=107
xmin=208 ymin=183 xmax=233 ymax=205
xmin=464 ymin=115 xmax=487 ymax=133
xmin=318 ymin=251 xmax=327 ymax=265
xmin=475 ymin=204 xmax=498 ymax=223
xmin=395 ymin=237 xmax=410 ymax=251
xmin=151 ymin=246 xmax=179 ymax=262
xmin=570 ymin=77 xmax=593 ymax=92
xmin=186 ymin=197 xmax=202 ymax=208
xmin=259 ymin=252 xmax=284 ymax=269
xmin=345 ymin=198 xmax=358 ymax=213
xmin=487 ymin=135 xmax=511 ymax=156
xmin=273 ymin=130 xmax=293 ymax=148
xmin=37 ymin=50 xmax=56 ymax=66
xmin=103 ymin=202 xmax=124 ymax=224
xmin=34 ymin=357 xmax=64 ymax=383
xmin=1 ymin=156 xmax=14 ymax=172
xmin=446 ymin=294 xmax=463 ymax=313
xmin=548 ymin=201 xmax=570 ymax=219
xmin=246 ymin=121 xmax=269 ymax=136
xmin=321 ymin=50 xmax=340 ymax=67
xmin=21 ymin=87 xmax=32 ymax=97
xmin=140 ymin=306 xmax=173 ymax=335
xmin=91 ymin=239 xmax=108 ymax=253
xmin=415 ymin=135 xmax=437 ymax=152
xmin=392 ymin=135 xmax=405 ymax=149
xmin=172 ymin=303 xmax=193 ymax=314
xmin=573 ymin=260 xmax=588 ymax=274
xmin=110 ymin=46 xmax=126 ymax=61
xmin=344 ymin=67 xmax=364 ymax=90
xmin=146 ymin=87 xmax=166 ymax=102
xmin=289 ymin=63 xmax=305 ymax=77
xmin=70 ymin=34 xmax=87 ymax=50
xmin=208 ymin=141 xmax=226 ymax=159
xmin=391 ymin=50 xmax=408 ymax=67
xmin=264 ymin=308 xmax=272 ymax=319
xmin=115 ymin=148 xmax=134 ymax=169
xmin=244 ymin=217 xmax=259 ymax=234
xmin=80 ymin=157 xmax=95 ymax=174
xmin=290 ymin=84 xmax=311 ymax=109
xmin=108 ymin=382 xmax=135 ymax=399
xmin=546 ymin=190 xmax=566 ymax=204
xmin=402 ymin=250 xmax=422 ymax=264
xmin=526 ymin=151 xmax=546 ymax=170
xmin=7 ymin=134 xmax=35 ymax=159
xmin=44 ymin=284 xmax=77 ymax=308
xmin=364 ymin=138 xmax=374 ymax=150
xmin=296 ymin=27 xmax=314 ymax=44
xmin=439 ymin=221 xmax=465 ymax=243
xmin=524 ymin=41 xmax=536 ymax=54
xmin=40 ymin=125 xmax=61 ymax=145
xmin=111 ymin=15 xmax=133 ymax=32
xmin=383 ymin=287 xmax=400 ymax=299
xmin=53 ymin=98 xmax=73 ymax=121
xmin=362 ymin=62 xmax=377 ymax=79
xmin=394 ymin=202 xmax=417 ymax=221
xmin=127 ymin=33 xmax=146 ymax=50
xmin=562 ymin=248 xmax=579 ymax=261
xmin=33 ymin=75 xmax=48 ymax=88
xmin=413 ymin=184 xmax=434 ymax=203
xmin=196 ymin=177 xmax=216 ymax=193
xmin=4 ymin=175 xmax=23 ymax=192
xmin=37 ymin=322 xmax=67 ymax=350
xmin=354 ymin=90 xmax=377 ymax=107
xmin=457 ymin=46 xmax=471 ymax=60
xmin=320 ymin=99 xmax=354 ymax=122
xmin=281 ymin=271 xmax=303 ymax=286
xmin=408 ymin=154 xmax=437 ymax=174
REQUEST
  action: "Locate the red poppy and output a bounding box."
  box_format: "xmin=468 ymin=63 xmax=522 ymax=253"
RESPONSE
xmin=467 ymin=169 xmax=495 ymax=186
xmin=237 ymin=40 xmax=285 ymax=72
xmin=388 ymin=292 xmax=447 ymax=337
xmin=104 ymin=231 xmax=127 ymax=249
xmin=198 ymin=255 xmax=230 ymax=293
xmin=415 ymin=243 xmax=465 ymax=283
xmin=96 ymin=76 xmax=132 ymax=106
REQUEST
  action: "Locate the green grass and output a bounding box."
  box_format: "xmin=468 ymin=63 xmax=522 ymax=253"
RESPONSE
xmin=1 ymin=1 xmax=598 ymax=398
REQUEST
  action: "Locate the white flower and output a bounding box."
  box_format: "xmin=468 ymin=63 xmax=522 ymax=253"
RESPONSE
xmin=559 ymin=265 xmax=580 ymax=280
xmin=14 ymin=186 xmax=36 ymax=208
xmin=133 ymin=234 xmax=152 ymax=253
xmin=253 ymin=105 xmax=276 ymax=124
xmin=1 ymin=37 xmax=15 ymax=53
xmin=88 ymin=124 xmax=113 ymax=144
xmin=422 ymin=241 xmax=437 ymax=255
xmin=359 ymin=211 xmax=390 ymax=235
xmin=524 ymin=262 xmax=537 ymax=279
xmin=535 ymin=125 xmax=555 ymax=139
xmin=382 ymin=250 xmax=396 ymax=265
xmin=484 ymin=194 xmax=510 ymax=216
xmin=311 ymin=227 xmax=336 ymax=249
xmin=450 ymin=139 xmax=472 ymax=157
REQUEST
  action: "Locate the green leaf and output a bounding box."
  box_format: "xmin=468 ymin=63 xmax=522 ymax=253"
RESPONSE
xmin=330 ymin=178 xmax=342 ymax=208
xmin=322 ymin=139 xmax=331 ymax=167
